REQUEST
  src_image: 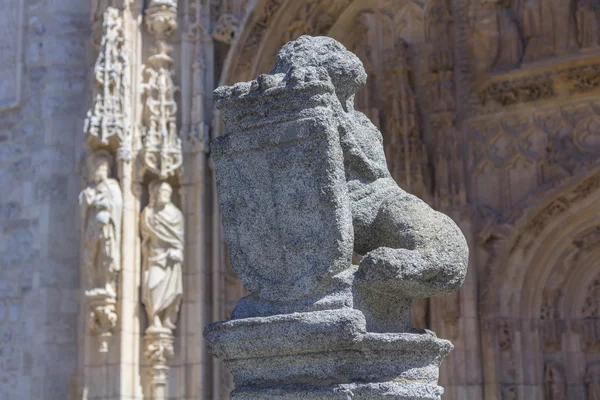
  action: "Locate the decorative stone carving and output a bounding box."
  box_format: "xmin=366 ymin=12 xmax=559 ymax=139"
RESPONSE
xmin=582 ymin=275 xmax=600 ymax=319
xmin=501 ymin=384 xmax=517 ymax=400
xmin=586 ymin=362 xmax=600 ymax=400
xmin=470 ymin=0 xmax=522 ymax=74
xmin=523 ymin=0 xmax=577 ymax=62
xmin=86 ymin=292 xmax=118 ymax=353
xmin=205 ymin=36 xmax=468 ymax=399
xmin=544 ymin=361 xmax=567 ymax=400
xmin=581 ymin=275 xmax=600 ymax=352
xmin=561 ymin=65 xmax=600 ymax=92
xmin=80 ymin=151 xmax=123 ymax=296
xmin=234 ymin=0 xmax=286 ymax=78
xmin=84 ymin=7 xmax=129 ymax=147
xmin=141 ymin=42 xmax=182 ymax=179
xmin=79 ymin=150 xmax=123 ymax=351
xmin=491 ymin=0 xmax=523 ymax=71
xmin=145 ymin=0 xmax=177 ymax=39
xmin=425 ymin=0 xmax=452 ymax=43
xmin=142 ymin=0 xmax=182 ymax=182
xmin=141 ymin=181 xmax=184 ymax=331
xmin=480 ymin=74 xmax=554 ymax=107
xmin=143 ymin=328 xmax=174 ymax=400
xmin=141 ymin=180 xmax=184 ymax=399
xmin=522 ymin=0 xmax=556 ymax=63
xmin=213 ymin=13 xmax=239 ymax=44
xmin=576 ymin=0 xmax=599 ymax=49
xmin=187 ymin=52 xmax=210 ymax=154
xmin=383 ymin=39 xmax=430 ymax=200
xmin=497 ymin=319 xmax=513 ymax=351
xmin=540 ymin=289 xmax=563 ymax=351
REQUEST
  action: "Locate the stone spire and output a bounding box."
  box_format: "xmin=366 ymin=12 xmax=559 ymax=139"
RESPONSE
xmin=205 ymin=35 xmax=469 ymax=399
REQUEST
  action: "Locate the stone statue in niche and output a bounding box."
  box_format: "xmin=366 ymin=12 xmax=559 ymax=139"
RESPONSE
xmin=141 ymin=180 xmax=184 ymax=331
xmin=576 ymin=0 xmax=599 ymax=49
xmin=425 ymin=0 xmax=453 ymax=43
xmin=491 ymin=0 xmax=523 ymax=71
xmin=586 ymin=363 xmax=600 ymax=400
xmin=523 ymin=0 xmax=556 ymax=62
xmin=523 ymin=0 xmax=578 ymax=62
xmin=544 ymin=361 xmax=567 ymax=400
xmin=79 ymin=150 xmax=123 ymax=296
xmin=471 ymin=0 xmax=522 ymax=73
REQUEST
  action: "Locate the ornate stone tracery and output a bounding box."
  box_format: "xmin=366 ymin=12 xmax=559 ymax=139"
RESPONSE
xmin=140 ymin=1 xmax=184 ymax=398
xmin=141 ymin=42 xmax=182 ymax=180
xmin=84 ymin=7 xmax=129 ymax=148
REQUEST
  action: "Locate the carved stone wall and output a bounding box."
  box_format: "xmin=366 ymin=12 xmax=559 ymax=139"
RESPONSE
xmin=1 ymin=0 xmax=600 ymax=398
xmin=0 ymin=0 xmax=90 ymax=398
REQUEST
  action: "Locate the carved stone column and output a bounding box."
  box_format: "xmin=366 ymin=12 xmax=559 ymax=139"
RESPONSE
xmin=141 ymin=2 xmax=183 ymax=398
xmin=179 ymin=1 xmax=214 ymax=395
xmin=80 ymin=2 xmax=143 ymax=398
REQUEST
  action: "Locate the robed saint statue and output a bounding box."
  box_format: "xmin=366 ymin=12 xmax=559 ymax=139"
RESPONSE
xmin=141 ymin=181 xmax=184 ymax=330
xmin=79 ymin=150 xmax=123 ymax=296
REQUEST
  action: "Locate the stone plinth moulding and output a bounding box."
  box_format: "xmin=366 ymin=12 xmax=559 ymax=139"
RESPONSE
xmin=205 ymin=35 xmax=469 ymax=399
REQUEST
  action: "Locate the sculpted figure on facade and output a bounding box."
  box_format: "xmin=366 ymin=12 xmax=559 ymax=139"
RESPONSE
xmin=522 ymin=0 xmax=556 ymax=62
xmin=544 ymin=361 xmax=567 ymax=400
xmin=523 ymin=0 xmax=577 ymax=62
xmin=425 ymin=0 xmax=453 ymax=43
xmin=491 ymin=0 xmax=522 ymax=71
xmin=576 ymin=0 xmax=599 ymax=49
xmin=141 ymin=181 xmax=184 ymax=331
xmin=80 ymin=150 xmax=123 ymax=296
xmin=586 ymin=363 xmax=600 ymax=400
xmin=471 ymin=0 xmax=522 ymax=73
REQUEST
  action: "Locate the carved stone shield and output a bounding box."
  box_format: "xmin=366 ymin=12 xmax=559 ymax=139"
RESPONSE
xmin=212 ymin=73 xmax=353 ymax=302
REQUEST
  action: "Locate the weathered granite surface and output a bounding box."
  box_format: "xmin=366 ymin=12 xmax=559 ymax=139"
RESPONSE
xmin=205 ymin=35 xmax=469 ymax=399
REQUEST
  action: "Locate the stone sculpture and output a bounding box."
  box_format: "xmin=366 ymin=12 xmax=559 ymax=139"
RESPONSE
xmin=79 ymin=150 xmax=123 ymax=351
xmin=80 ymin=150 xmax=123 ymax=296
xmin=576 ymin=0 xmax=599 ymax=49
xmin=586 ymin=363 xmax=600 ymax=400
xmin=205 ymin=35 xmax=468 ymax=399
xmin=544 ymin=361 xmax=567 ymax=400
xmin=141 ymin=180 xmax=184 ymax=331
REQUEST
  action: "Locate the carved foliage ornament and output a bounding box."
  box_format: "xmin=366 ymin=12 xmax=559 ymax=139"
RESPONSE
xmin=141 ymin=43 xmax=182 ymax=179
xmin=213 ymin=13 xmax=239 ymax=44
xmin=145 ymin=0 xmax=178 ymax=39
xmin=236 ymin=0 xmax=285 ymax=76
xmin=84 ymin=7 xmax=129 ymax=147
xmin=480 ymin=75 xmax=554 ymax=107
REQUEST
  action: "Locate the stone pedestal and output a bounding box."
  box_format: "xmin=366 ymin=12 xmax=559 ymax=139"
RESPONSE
xmin=144 ymin=327 xmax=174 ymax=400
xmin=205 ymin=36 xmax=468 ymax=400
xmin=85 ymin=289 xmax=118 ymax=353
xmin=205 ymin=308 xmax=452 ymax=399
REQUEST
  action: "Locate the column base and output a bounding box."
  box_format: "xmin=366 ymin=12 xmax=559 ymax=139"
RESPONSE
xmin=205 ymin=308 xmax=452 ymax=399
xmin=232 ymin=382 xmax=443 ymax=399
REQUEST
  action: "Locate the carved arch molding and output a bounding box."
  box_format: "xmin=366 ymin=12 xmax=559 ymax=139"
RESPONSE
xmin=480 ymin=166 xmax=600 ymax=399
